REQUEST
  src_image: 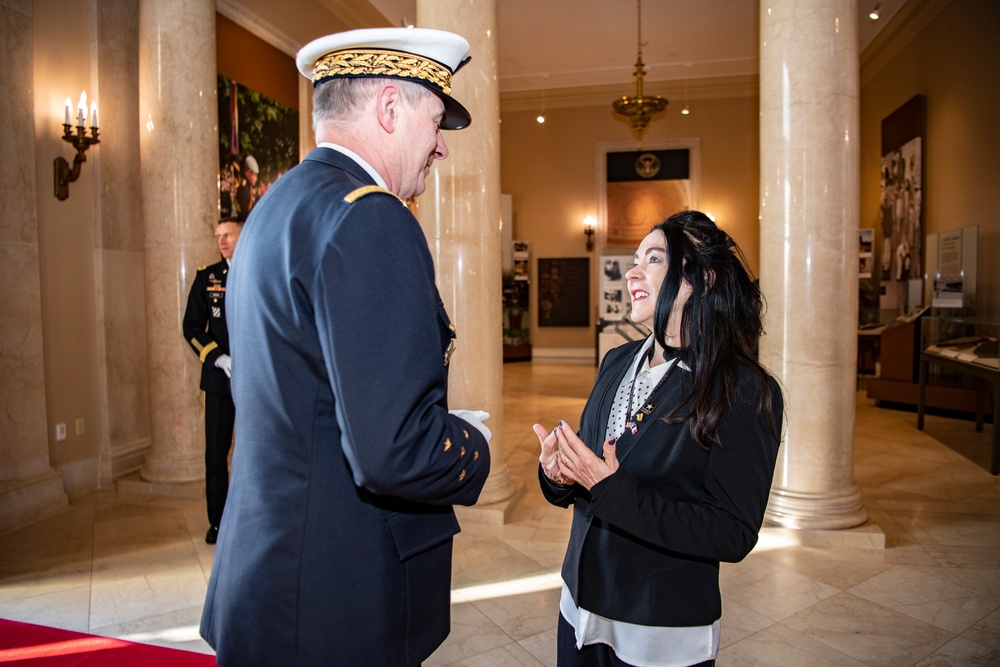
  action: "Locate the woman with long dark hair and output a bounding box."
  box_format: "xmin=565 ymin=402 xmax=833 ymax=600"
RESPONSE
xmin=536 ymin=210 xmax=783 ymax=667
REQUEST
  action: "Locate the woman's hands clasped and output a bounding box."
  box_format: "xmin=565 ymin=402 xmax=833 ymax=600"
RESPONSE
xmin=533 ymin=421 xmax=619 ymax=491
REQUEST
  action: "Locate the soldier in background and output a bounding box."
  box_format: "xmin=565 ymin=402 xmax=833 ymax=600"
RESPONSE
xmin=182 ymin=217 xmax=242 ymax=545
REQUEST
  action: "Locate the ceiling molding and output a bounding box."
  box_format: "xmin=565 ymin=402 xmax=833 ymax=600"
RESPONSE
xmin=861 ymin=0 xmax=951 ymax=86
xmin=316 ymin=0 xmax=391 ymax=29
xmin=217 ymin=0 xmax=301 ymax=57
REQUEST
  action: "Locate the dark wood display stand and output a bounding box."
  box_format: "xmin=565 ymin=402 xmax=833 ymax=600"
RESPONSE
xmin=866 ymin=312 xmax=982 ymax=413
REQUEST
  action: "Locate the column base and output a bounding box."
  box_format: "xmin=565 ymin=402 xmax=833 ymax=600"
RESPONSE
xmin=765 ymin=485 xmax=868 ymax=530
xmin=475 ymin=461 xmax=518 ymax=506
xmin=454 ymin=481 xmax=524 ymax=525
xmin=101 ymin=437 xmax=151 ymax=489
xmin=139 ymin=453 xmax=202 ymax=484
xmin=117 ymin=471 xmax=205 ymax=500
xmin=759 ymin=521 xmax=885 ymax=550
xmin=0 ymin=470 xmax=69 ymax=534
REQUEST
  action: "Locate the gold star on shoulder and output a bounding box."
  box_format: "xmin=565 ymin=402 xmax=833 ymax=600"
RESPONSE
xmin=443 ymin=438 xmax=452 ymax=452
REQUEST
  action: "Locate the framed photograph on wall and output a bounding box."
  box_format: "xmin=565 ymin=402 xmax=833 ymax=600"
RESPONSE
xmin=879 ymin=95 xmax=924 ymax=312
xmin=605 ymin=149 xmax=693 ymax=250
xmin=596 ymin=139 xmax=701 ymax=255
xmin=537 ymin=258 xmax=590 ymax=327
xmin=600 ymin=254 xmax=633 ymax=322
xmin=859 ymin=229 xmax=874 ymax=279
xmin=217 ymin=75 xmax=299 ymax=221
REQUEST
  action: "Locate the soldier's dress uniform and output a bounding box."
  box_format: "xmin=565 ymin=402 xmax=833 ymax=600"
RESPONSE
xmin=200 ymin=144 xmax=491 ymax=667
xmin=200 ymin=27 xmax=490 ymax=666
xmin=182 ymin=259 xmax=234 ymax=537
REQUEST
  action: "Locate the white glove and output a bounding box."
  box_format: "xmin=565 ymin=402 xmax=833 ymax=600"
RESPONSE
xmin=449 ymin=409 xmax=491 ymax=444
xmin=215 ymin=354 xmax=232 ymax=378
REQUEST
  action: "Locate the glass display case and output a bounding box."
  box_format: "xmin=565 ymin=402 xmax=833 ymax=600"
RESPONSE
xmin=918 ymin=317 xmax=999 ymax=474
xmin=921 ymin=317 xmax=1000 ymax=371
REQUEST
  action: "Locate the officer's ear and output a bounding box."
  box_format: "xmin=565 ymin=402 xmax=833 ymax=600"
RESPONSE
xmin=376 ymin=83 xmax=402 ymax=134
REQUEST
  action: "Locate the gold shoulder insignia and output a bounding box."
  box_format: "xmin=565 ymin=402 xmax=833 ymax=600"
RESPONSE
xmin=343 ymin=185 xmax=405 ymax=207
xmin=198 ymin=265 xmax=207 ymax=271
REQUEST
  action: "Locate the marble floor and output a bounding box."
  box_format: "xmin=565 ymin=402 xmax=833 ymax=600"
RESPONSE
xmin=1 ymin=362 xmax=999 ymax=666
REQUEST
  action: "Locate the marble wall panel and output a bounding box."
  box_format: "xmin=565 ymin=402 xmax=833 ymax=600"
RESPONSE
xmin=0 ymin=0 xmax=70 ymax=532
xmin=90 ymin=0 xmax=152 ymax=488
xmin=95 ymin=0 xmax=143 ymax=254
xmin=0 ymin=245 xmax=52 ymax=482
xmin=1 ymin=0 xmax=47 ymax=475
xmin=0 ymin=0 xmax=37 ymax=246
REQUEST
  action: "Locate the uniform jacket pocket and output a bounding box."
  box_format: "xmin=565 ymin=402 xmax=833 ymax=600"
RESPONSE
xmin=387 ymin=510 xmax=460 ymax=561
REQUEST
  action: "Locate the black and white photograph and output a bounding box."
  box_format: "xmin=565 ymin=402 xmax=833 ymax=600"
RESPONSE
xmin=878 ymin=95 xmax=923 ymax=311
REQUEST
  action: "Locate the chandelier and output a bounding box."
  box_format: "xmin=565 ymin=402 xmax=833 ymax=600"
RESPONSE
xmin=612 ymin=0 xmax=667 ymax=148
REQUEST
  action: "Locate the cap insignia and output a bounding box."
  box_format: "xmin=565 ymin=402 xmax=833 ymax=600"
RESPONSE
xmin=313 ymin=49 xmax=452 ymax=95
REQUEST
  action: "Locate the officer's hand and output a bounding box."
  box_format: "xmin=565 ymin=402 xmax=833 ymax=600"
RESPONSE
xmin=215 ymin=354 xmax=232 ymax=378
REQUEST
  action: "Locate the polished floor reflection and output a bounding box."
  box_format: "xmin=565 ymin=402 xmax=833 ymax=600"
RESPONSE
xmin=1 ymin=363 xmax=998 ymax=665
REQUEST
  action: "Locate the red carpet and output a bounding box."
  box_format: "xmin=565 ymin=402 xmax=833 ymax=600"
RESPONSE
xmin=0 ymin=619 xmax=217 ymax=666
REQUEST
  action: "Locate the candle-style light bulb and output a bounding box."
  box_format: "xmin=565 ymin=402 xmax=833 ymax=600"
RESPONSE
xmin=64 ymin=98 xmax=72 ymax=126
xmin=90 ymin=100 xmax=99 ymax=129
xmin=77 ymin=91 xmax=87 ymax=127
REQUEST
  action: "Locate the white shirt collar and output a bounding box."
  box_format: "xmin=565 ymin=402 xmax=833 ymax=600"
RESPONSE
xmin=317 ymin=142 xmax=387 ymax=189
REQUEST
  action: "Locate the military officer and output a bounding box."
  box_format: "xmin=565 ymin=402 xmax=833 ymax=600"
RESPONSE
xmin=200 ymin=28 xmax=492 ymax=666
xmin=182 ymin=217 xmax=243 ymax=544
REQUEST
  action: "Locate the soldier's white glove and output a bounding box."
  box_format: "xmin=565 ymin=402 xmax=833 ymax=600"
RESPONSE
xmin=215 ymin=354 xmax=232 ymax=378
xmin=449 ymin=410 xmax=491 ymax=444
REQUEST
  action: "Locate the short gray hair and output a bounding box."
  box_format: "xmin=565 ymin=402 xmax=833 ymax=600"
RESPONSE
xmin=312 ymin=78 xmax=432 ymax=132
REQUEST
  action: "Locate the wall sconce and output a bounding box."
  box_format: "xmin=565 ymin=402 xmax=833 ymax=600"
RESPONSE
xmin=54 ymin=91 xmax=100 ymax=201
xmin=583 ymin=215 xmax=596 ymax=251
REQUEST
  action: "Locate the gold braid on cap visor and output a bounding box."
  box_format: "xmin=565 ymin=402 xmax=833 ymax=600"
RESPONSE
xmin=312 ymin=49 xmax=453 ymax=95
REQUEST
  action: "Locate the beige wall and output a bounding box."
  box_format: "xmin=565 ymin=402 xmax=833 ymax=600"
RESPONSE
xmin=217 ymin=14 xmax=298 ymax=111
xmin=860 ymin=0 xmax=1000 ymax=319
xmin=32 ymin=0 xmax=104 ymax=488
xmin=500 ymin=95 xmax=759 ymax=355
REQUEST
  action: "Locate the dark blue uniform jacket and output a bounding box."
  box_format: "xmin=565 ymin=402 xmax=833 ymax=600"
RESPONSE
xmin=201 ymin=148 xmax=490 ymax=666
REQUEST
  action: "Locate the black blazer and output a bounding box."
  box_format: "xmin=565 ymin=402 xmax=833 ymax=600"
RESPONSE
xmin=201 ymin=148 xmax=490 ymax=666
xmin=541 ymin=338 xmax=782 ymax=627
xmin=182 ymin=259 xmax=230 ymax=393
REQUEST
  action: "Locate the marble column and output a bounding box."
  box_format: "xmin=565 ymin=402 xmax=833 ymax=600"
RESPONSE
xmin=759 ymin=0 xmax=868 ymax=529
xmin=138 ymin=0 xmax=219 ymax=483
xmin=416 ymin=0 xmax=517 ymax=510
xmin=0 ymin=0 xmax=70 ymax=532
